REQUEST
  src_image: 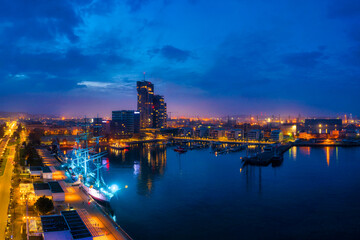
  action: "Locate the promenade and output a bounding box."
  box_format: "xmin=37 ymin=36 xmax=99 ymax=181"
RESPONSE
xmin=39 ymin=148 xmax=132 ymax=240
xmin=173 ymin=137 xmax=274 ymax=145
xmin=62 ymin=182 xmax=131 ymax=240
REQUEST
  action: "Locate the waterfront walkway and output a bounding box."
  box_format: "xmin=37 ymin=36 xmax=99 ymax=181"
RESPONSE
xmin=62 ymin=182 xmax=132 ymax=240
xmin=173 ymin=137 xmax=274 ymax=145
xmin=38 ymin=147 xmax=132 ymax=239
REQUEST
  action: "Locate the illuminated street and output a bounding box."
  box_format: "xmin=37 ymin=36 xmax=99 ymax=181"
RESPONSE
xmin=0 ymin=122 xmax=17 ymax=239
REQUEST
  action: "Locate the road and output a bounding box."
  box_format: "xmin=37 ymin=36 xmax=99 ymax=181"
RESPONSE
xmin=0 ymin=121 xmax=17 ymax=239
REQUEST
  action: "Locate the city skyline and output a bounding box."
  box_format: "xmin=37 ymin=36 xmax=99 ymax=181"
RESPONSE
xmin=0 ymin=0 xmax=360 ymax=117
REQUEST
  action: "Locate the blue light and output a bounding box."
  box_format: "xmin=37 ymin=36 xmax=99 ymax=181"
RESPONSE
xmin=110 ymin=184 xmax=119 ymax=193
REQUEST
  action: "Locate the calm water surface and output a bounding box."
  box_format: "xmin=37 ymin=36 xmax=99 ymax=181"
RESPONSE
xmin=102 ymin=145 xmax=360 ymax=240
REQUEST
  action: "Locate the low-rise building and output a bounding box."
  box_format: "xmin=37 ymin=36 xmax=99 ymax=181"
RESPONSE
xmin=41 ymin=215 xmax=73 ymax=240
xmin=305 ymin=119 xmax=342 ymax=134
xmin=33 ymin=181 xmax=65 ymax=202
xmin=210 ymin=129 xmax=226 ymax=139
xmin=247 ymin=129 xmax=263 ymax=141
xmin=41 ymin=210 xmax=93 ymax=240
xmin=194 ymin=126 xmax=210 ymax=138
xmin=29 ymin=166 xmax=43 ymax=179
xmin=33 ymin=183 xmax=52 ymax=198
xmin=48 ymin=181 xmax=65 ymax=202
xmin=271 ymin=130 xmax=283 ymax=142
xmin=227 ymin=129 xmax=244 ymax=140
xmin=42 ymin=166 xmax=53 ymax=180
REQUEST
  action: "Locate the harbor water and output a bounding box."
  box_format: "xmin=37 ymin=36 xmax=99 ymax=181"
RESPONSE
xmin=102 ymin=144 xmax=360 ymax=239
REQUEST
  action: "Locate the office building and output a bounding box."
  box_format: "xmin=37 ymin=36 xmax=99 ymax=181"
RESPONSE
xmin=92 ymin=117 xmax=103 ymax=137
xmin=153 ymin=95 xmax=167 ymax=128
xmin=137 ymin=81 xmax=154 ymax=128
xmin=111 ymin=110 xmax=140 ymax=138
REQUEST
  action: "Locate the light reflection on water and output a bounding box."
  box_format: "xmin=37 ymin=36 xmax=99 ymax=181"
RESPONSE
xmin=102 ymin=145 xmax=360 ymax=240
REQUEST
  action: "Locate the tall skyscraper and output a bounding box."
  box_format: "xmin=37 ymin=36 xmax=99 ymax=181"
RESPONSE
xmin=153 ymin=95 xmax=167 ymax=128
xmin=137 ymin=81 xmax=154 ymax=128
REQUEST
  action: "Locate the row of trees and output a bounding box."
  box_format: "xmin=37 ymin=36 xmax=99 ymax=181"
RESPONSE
xmin=0 ymin=123 xmax=6 ymax=138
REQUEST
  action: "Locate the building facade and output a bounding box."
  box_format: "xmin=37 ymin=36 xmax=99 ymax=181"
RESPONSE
xmin=153 ymin=95 xmax=167 ymax=128
xmin=137 ymin=81 xmax=154 ymax=128
xmin=305 ymin=119 xmax=342 ymax=134
xmin=92 ymin=117 xmax=103 ymax=137
xmin=111 ymin=111 xmax=140 ymax=138
xmin=271 ymin=130 xmax=283 ymax=142
xmin=247 ymin=129 xmax=263 ymax=141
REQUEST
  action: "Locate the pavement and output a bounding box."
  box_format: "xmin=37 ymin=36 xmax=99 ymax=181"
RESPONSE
xmin=62 ymin=182 xmax=131 ymax=240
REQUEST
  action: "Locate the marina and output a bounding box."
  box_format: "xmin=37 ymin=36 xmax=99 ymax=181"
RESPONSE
xmin=100 ymin=144 xmax=360 ymax=240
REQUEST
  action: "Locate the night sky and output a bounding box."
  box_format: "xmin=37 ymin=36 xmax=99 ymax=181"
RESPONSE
xmin=0 ymin=0 xmax=359 ymax=117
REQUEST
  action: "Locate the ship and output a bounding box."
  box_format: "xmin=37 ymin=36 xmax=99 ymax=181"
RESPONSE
xmin=67 ymin=124 xmax=118 ymax=203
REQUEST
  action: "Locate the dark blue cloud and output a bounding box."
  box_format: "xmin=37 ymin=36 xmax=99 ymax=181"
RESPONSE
xmin=327 ymin=0 xmax=360 ymax=19
xmin=150 ymin=45 xmax=192 ymax=62
xmin=0 ymin=0 xmax=83 ymax=42
xmin=126 ymin=0 xmax=149 ymax=12
xmin=0 ymin=0 xmax=359 ymax=116
xmin=282 ymin=50 xmax=326 ymax=68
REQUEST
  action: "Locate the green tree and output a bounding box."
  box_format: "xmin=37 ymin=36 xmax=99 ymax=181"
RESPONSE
xmin=34 ymin=196 xmax=54 ymax=215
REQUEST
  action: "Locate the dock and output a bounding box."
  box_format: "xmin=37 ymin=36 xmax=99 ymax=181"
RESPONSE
xmin=173 ymin=137 xmax=274 ymax=145
xmin=242 ymin=144 xmax=292 ymax=166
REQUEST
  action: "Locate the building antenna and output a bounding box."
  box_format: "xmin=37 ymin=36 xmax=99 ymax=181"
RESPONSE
xmin=143 ymin=72 xmax=146 ymax=81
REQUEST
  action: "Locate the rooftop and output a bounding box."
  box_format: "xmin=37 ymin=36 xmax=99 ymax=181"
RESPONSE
xmin=61 ymin=210 xmax=92 ymax=239
xmin=33 ymin=183 xmax=50 ymax=191
xmin=42 ymin=166 xmax=52 ymax=173
xmin=30 ymin=166 xmax=43 ymax=172
xmin=41 ymin=215 xmax=69 ymax=232
xmin=48 ymin=181 xmax=64 ymax=193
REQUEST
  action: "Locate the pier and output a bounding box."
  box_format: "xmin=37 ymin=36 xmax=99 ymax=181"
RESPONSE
xmin=242 ymin=144 xmax=292 ymax=166
xmin=172 ymin=137 xmax=274 ymax=145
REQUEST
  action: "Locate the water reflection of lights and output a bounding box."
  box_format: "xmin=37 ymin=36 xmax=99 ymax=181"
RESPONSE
xmin=292 ymin=147 xmax=297 ymax=159
xmin=336 ymin=147 xmax=338 ymax=161
xmin=326 ymin=147 xmax=330 ymax=166
xmin=134 ymin=161 xmax=140 ymax=175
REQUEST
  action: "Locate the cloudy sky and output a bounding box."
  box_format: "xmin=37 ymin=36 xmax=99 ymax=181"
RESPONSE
xmin=0 ymin=0 xmax=359 ymax=117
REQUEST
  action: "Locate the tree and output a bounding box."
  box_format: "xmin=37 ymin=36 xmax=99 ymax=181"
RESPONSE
xmin=0 ymin=123 xmax=5 ymax=138
xmin=35 ymin=196 xmax=54 ymax=215
xmin=28 ymin=128 xmax=45 ymax=145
